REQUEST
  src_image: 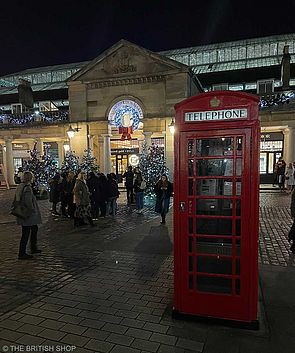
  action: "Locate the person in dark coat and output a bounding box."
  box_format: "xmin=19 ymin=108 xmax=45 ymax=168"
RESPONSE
xmin=60 ymin=172 xmax=68 ymax=217
xmin=49 ymin=173 xmax=62 ymax=215
xmin=277 ymin=157 xmax=286 ymax=191
xmin=106 ymin=173 xmax=120 ymax=216
xmin=133 ymin=168 xmax=145 ymax=214
xmin=288 ymin=189 xmax=295 ymax=253
xmin=123 ymin=166 xmax=134 ymax=204
xmin=14 ymin=171 xmax=42 ymax=259
xmin=154 ymin=174 xmax=173 ymax=224
xmin=98 ymin=173 xmax=108 ymax=217
xmin=87 ymin=172 xmax=100 ymax=219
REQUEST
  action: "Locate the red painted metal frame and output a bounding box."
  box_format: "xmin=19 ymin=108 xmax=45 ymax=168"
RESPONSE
xmin=174 ymin=91 xmax=260 ymax=323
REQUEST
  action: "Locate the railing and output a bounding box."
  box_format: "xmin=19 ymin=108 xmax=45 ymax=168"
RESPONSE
xmin=0 ymin=110 xmax=69 ymax=127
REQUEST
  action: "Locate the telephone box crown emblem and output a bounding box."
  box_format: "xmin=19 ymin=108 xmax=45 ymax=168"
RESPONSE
xmin=210 ymin=97 xmax=221 ymax=107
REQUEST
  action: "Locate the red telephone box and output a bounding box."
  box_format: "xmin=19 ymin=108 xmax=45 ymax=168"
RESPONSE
xmin=173 ymin=91 xmax=260 ymax=328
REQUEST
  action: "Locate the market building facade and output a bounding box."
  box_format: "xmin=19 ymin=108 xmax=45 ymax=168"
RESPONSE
xmin=1 ymin=34 xmax=295 ymax=185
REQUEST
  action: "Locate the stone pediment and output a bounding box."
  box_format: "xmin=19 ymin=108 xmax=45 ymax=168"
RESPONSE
xmin=68 ymin=39 xmax=189 ymax=82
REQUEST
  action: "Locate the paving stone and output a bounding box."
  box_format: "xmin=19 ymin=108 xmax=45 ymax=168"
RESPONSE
xmin=100 ymin=313 xmax=123 ymax=324
xmin=39 ymin=319 xmax=66 ymax=330
xmin=0 ymin=320 xmax=23 ymax=330
xmin=110 ymin=345 xmax=140 ymax=353
xmin=0 ymin=329 xmax=24 ymax=342
xmin=59 ymin=314 xmax=84 ymax=325
xmin=131 ymin=338 xmax=160 ymax=352
xmin=60 ymin=323 xmax=87 ymax=335
xmin=117 ymin=310 xmax=140 ymax=319
xmin=102 ymin=323 xmax=128 ymax=335
xmin=137 ymin=313 xmax=161 ymax=323
xmin=80 ymin=319 xmax=105 ymax=330
xmin=61 ymin=333 xmax=90 ymax=347
xmin=176 ymin=338 xmax=204 ymax=352
xmin=38 ymin=310 xmax=63 ymax=320
xmin=143 ymin=322 xmax=169 ymax=334
xmin=17 ymin=323 xmax=44 ymax=335
xmin=16 ymin=334 xmax=46 ymax=345
xmin=150 ymin=332 xmax=177 ymax=345
xmin=106 ymin=332 xmax=134 ymax=346
xmin=121 ymin=318 xmax=145 ymax=329
xmin=82 ymin=328 xmax=110 ymax=341
xmin=158 ymin=345 xmax=185 ymax=353
xmin=58 ymin=307 xmax=82 ymax=316
xmin=19 ymin=315 xmax=45 ymax=325
xmin=38 ymin=328 xmax=67 ymax=341
xmin=126 ymin=328 xmax=152 ymax=340
xmin=85 ymin=338 xmax=114 ymax=352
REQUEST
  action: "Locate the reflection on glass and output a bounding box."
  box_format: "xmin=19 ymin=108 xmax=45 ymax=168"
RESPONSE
xmin=197 ymin=159 xmax=233 ymax=176
xmin=260 ymin=153 xmax=267 ymax=174
xmin=236 ymin=181 xmax=241 ymax=196
xmin=236 ymin=238 xmax=240 ymax=256
xmin=188 ymin=159 xmax=194 ymax=177
xmin=196 ymin=218 xmax=232 ymax=236
xmin=189 ymin=256 xmax=193 ymax=271
xmin=237 ymin=137 xmax=243 ymax=156
xmin=236 ymin=159 xmax=242 ymax=176
xmin=196 ymin=199 xmax=232 ymax=216
xmin=188 ymin=140 xmax=194 ymax=157
xmin=236 ymin=199 xmax=241 ymax=216
xmin=189 ymin=237 xmax=193 ymax=252
xmin=236 ymin=219 xmax=241 ymax=236
xmin=196 ymin=238 xmax=232 ymax=256
xmin=196 ymin=276 xmax=232 ymax=294
xmin=189 ymin=274 xmax=194 ymax=289
xmin=196 ymin=179 xmax=233 ymax=196
xmin=196 ymin=138 xmax=233 ymax=157
xmin=236 ymin=279 xmax=240 ymax=295
xmin=197 ymin=256 xmax=232 ymax=275
xmin=189 ymin=218 xmax=193 ymax=234
xmin=236 ymin=259 xmax=240 ymax=275
xmin=188 ymin=179 xmax=193 ymax=195
xmin=268 ymin=153 xmax=274 ymax=173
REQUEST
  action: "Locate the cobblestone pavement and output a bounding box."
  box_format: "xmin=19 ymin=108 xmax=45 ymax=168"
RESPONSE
xmin=0 ymin=189 xmax=294 ymax=353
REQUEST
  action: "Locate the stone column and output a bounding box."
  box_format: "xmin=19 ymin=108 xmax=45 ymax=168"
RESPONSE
xmin=102 ymin=134 xmax=112 ymax=174
xmin=57 ymin=141 xmax=65 ymax=168
xmin=143 ymin=131 xmax=152 ymax=147
xmin=283 ymin=127 xmax=295 ymax=164
xmin=35 ymin=138 xmax=43 ymax=156
xmin=4 ymin=138 xmax=15 ymax=186
xmin=165 ymin=128 xmax=174 ymax=181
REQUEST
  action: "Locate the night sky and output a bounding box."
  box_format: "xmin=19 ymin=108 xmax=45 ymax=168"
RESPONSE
xmin=2 ymin=0 xmax=295 ymax=76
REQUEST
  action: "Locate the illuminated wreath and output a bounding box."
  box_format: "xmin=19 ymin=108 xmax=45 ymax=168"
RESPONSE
xmin=108 ymin=100 xmax=143 ymax=131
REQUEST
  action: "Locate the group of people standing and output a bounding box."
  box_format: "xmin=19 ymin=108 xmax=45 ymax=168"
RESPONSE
xmin=273 ymin=157 xmax=295 ymax=193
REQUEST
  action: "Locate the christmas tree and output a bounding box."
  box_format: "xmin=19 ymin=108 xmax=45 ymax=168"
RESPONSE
xmin=61 ymin=150 xmax=80 ymax=173
xmin=24 ymin=142 xmax=43 ymax=191
xmin=139 ymin=142 xmax=169 ymax=196
xmin=80 ymin=149 xmax=99 ymax=174
xmin=41 ymin=143 xmax=58 ymax=185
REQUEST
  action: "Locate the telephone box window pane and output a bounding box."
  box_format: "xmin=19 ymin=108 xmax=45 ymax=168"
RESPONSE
xmin=188 ymin=159 xmax=194 ymax=176
xmin=196 ymin=138 xmax=233 ymax=157
xmin=236 ymin=259 xmax=240 ymax=275
xmin=236 ymin=238 xmax=240 ymax=256
xmin=188 ymin=179 xmax=194 ymax=195
xmin=189 ymin=274 xmax=194 ymax=289
xmin=197 ymin=256 xmax=232 ymax=275
xmin=196 ymin=159 xmax=233 ymax=176
xmin=189 ymin=237 xmax=193 ymax=252
xmin=196 ymin=199 xmax=232 ymax=216
xmin=236 ymin=219 xmax=241 ymax=236
xmin=236 ymin=159 xmax=242 ymax=176
xmin=237 ymin=137 xmax=243 ymax=156
xmin=196 ymin=238 xmax=232 ymax=256
xmin=236 ymin=181 xmax=241 ymax=196
xmin=189 ymin=218 xmax=193 ymax=234
xmin=189 ymin=256 xmax=194 ymax=271
xmin=236 ymin=199 xmax=241 ymax=216
xmin=196 ymin=218 xmax=232 ymax=236
xmin=196 ymin=179 xmax=233 ymax=196
xmin=188 ymin=140 xmax=194 ymax=156
xmin=236 ymin=279 xmax=240 ymax=294
xmin=196 ymin=276 xmax=232 ymax=294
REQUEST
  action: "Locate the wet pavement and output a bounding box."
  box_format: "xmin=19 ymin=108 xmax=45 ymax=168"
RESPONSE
xmin=0 ymin=189 xmax=294 ymax=353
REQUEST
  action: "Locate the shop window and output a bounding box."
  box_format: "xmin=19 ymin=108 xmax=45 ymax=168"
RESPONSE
xmin=257 ymin=80 xmax=274 ymax=95
xmin=212 ymin=83 xmax=228 ymax=91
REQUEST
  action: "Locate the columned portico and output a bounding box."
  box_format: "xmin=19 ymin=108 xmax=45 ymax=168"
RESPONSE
xmin=143 ymin=131 xmax=152 ymax=147
xmin=283 ymin=127 xmax=295 ymax=164
xmin=4 ymin=138 xmax=15 ymax=186
xmin=102 ymin=134 xmax=112 ymax=174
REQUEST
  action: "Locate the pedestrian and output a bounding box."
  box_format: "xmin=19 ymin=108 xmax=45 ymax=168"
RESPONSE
xmin=98 ymin=173 xmax=108 ymax=217
xmin=133 ymin=167 xmax=145 ymax=214
xmin=73 ymin=171 xmax=94 ymax=227
xmin=106 ymin=173 xmax=120 ymax=216
xmin=288 ymin=188 xmax=295 ymax=253
xmin=154 ymin=174 xmax=173 ymax=224
xmin=87 ymin=171 xmax=100 ymax=219
xmin=277 ymin=157 xmax=286 ymax=191
xmin=285 ymin=162 xmax=294 ymax=194
xmin=60 ymin=172 xmax=68 ymax=217
xmin=123 ymin=166 xmax=134 ymax=204
xmin=14 ymin=167 xmax=23 ymax=184
xmin=49 ymin=173 xmax=62 ymax=215
xmin=13 ymin=171 xmax=42 ymax=260
xmin=272 ymin=160 xmax=279 ymax=187
xmin=65 ymin=171 xmax=76 ymax=218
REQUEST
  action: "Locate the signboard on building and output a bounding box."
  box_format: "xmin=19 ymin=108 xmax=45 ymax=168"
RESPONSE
xmin=185 ymin=108 xmax=247 ymax=122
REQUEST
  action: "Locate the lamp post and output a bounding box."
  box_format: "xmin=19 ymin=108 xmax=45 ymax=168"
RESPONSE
xmin=168 ymin=118 xmax=175 ymax=135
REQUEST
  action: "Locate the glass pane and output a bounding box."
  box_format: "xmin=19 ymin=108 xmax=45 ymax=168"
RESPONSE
xmin=236 ymin=259 xmax=240 ymax=275
xmin=196 ymin=218 xmax=232 ymax=236
xmin=268 ymin=153 xmax=274 ymax=173
xmin=197 ymin=256 xmax=232 ymax=275
xmin=196 ymin=138 xmax=233 ymax=157
xmin=188 ymin=159 xmax=194 ymax=176
xmin=188 ymin=140 xmax=194 ymax=157
xmin=236 ymin=181 xmax=241 ymax=196
xmin=196 ymin=159 xmax=233 ymax=176
xmin=236 ymin=219 xmax=241 ymax=236
xmin=189 ymin=256 xmax=193 ymax=271
xmin=236 ymin=279 xmax=240 ymax=295
xmin=260 ymin=153 xmax=267 ymax=174
xmin=237 ymin=137 xmax=243 ymax=156
xmin=196 ymin=238 xmax=232 ymax=255
xmin=189 ymin=274 xmax=194 ymax=289
xmin=196 ymin=179 xmax=233 ymax=196
xmin=236 ymin=238 xmax=240 ymax=256
xmin=196 ymin=276 xmax=232 ymax=294
xmin=189 ymin=237 xmax=193 ymax=252
xmin=236 ymin=199 xmax=241 ymax=216
xmin=236 ymin=159 xmax=242 ymax=176
xmin=196 ymin=199 xmax=232 ymax=216
xmin=189 ymin=218 xmax=193 ymax=234
xmin=188 ymin=179 xmax=194 ymax=195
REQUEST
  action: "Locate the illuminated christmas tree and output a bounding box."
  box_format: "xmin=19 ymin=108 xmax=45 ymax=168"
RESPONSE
xmin=61 ymin=150 xmax=80 ymax=173
xmin=80 ymin=149 xmax=99 ymax=174
xmin=139 ymin=142 xmax=169 ymax=196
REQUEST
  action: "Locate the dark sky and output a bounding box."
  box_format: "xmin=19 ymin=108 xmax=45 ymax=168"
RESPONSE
xmin=2 ymin=0 xmax=295 ymax=76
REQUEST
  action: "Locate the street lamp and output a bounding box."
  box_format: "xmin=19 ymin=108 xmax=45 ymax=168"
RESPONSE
xmin=63 ymin=141 xmax=70 ymax=152
xmin=66 ymin=126 xmax=76 ymax=139
xmin=168 ymin=118 xmax=175 ymax=135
